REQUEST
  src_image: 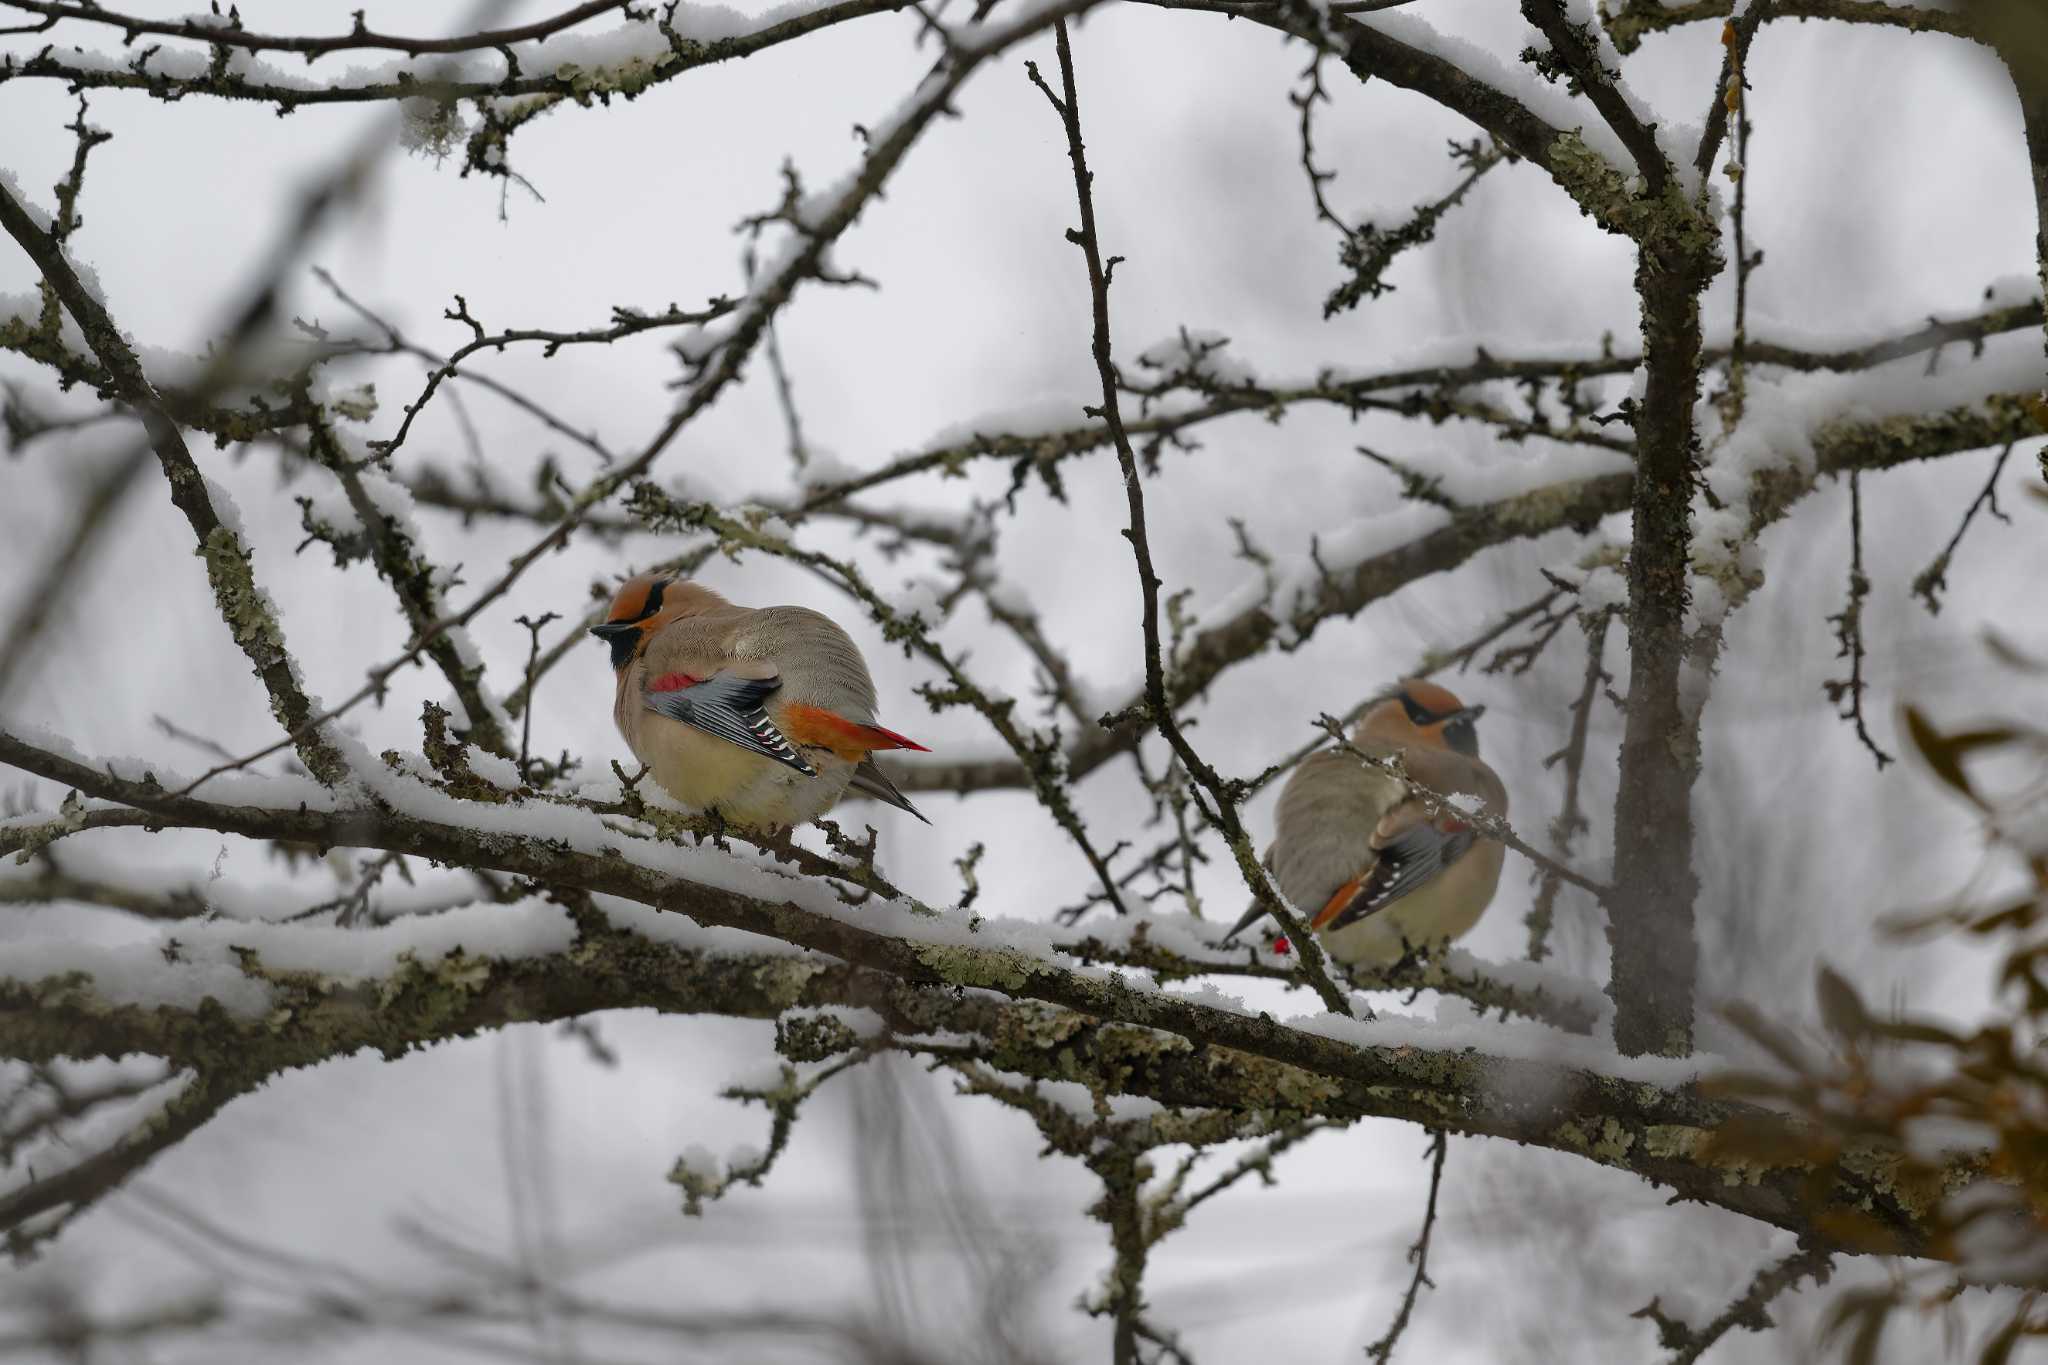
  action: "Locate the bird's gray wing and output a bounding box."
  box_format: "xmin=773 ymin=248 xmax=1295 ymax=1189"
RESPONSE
xmin=1320 ymin=822 xmax=1477 ymax=932
xmin=643 ymin=671 xmax=817 ymax=776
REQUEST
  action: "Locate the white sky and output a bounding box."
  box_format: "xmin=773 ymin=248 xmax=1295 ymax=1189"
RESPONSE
xmin=2 ymin=0 xmax=2044 ymax=1359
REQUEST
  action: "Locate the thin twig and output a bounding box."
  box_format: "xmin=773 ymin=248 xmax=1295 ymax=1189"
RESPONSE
xmin=1635 ymin=1243 xmax=1834 ymax=1364
xmin=0 ymin=440 xmax=151 ymax=703
xmin=1028 ymin=22 xmax=1351 ymax=1014
xmin=1823 ymin=471 xmax=1892 ymax=769
xmin=1526 ymin=609 xmax=1610 ymax=961
xmin=0 ymin=0 xmax=632 ymax=58
xmin=0 ymin=158 xmax=357 ymax=785
xmin=1364 ymin=1129 xmax=1449 ymax=1364
xmin=1911 ymin=441 xmax=2016 ymax=614
xmin=1692 ymin=3 xmax=1774 ymax=182
xmin=513 ymin=612 xmax=562 ymax=780
xmin=763 ymin=315 xmax=812 ymax=471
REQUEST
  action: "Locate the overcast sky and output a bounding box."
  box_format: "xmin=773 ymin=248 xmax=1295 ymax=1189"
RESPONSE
xmin=3 ymin=0 xmax=2044 ymax=1359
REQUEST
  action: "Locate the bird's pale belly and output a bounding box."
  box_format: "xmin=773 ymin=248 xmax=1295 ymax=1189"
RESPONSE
xmin=636 ymin=721 xmax=851 ymax=829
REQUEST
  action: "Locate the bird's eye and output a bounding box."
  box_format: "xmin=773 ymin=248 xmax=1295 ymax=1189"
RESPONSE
xmin=1400 ymin=693 xmax=1433 ymax=725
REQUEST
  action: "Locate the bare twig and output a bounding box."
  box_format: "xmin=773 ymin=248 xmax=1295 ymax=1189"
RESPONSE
xmin=1823 ymin=471 xmax=1893 ymax=769
xmin=0 ymin=441 xmax=151 ymax=703
xmin=0 ymin=0 xmax=632 ymax=58
xmin=1911 ymin=441 xmax=2017 ymax=614
xmin=1692 ymin=3 xmax=1774 ymax=182
xmin=0 ymin=171 xmax=353 ymax=784
xmin=0 ymin=1071 xmax=230 ymax=1256
xmin=762 ymin=315 xmax=812 ymax=471
xmin=1029 ymin=22 xmax=1351 ymax=1013
xmin=512 ymin=612 xmax=562 ymax=780
xmin=1526 ymin=609 xmax=1611 ymax=961
xmin=1364 ymin=1129 xmax=1449 ymax=1364
xmin=1635 ymin=1243 xmax=1834 ymax=1364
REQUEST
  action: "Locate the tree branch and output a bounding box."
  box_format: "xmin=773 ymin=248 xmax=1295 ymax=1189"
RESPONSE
xmin=0 ymin=177 xmax=351 ymax=785
xmin=0 ymin=726 xmax=1989 ymax=1261
xmin=1 ymin=0 xmax=632 ymax=58
xmin=1030 ymin=18 xmax=1351 ymax=1012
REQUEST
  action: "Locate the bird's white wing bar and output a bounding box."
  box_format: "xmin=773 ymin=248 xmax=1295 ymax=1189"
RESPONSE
xmin=643 ymin=672 xmax=818 ymax=776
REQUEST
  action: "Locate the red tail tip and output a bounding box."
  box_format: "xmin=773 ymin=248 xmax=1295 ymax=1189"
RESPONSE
xmin=865 ymin=722 xmax=929 ymax=753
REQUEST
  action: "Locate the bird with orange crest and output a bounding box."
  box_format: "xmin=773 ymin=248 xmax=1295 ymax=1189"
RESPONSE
xmin=1225 ymin=679 xmax=1507 ymax=966
xmin=591 ymin=575 xmax=929 ymax=831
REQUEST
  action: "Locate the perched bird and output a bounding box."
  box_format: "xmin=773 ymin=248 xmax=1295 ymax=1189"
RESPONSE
xmin=1223 ymin=680 xmax=1506 ymax=966
xmin=591 ymin=574 xmax=929 ymax=831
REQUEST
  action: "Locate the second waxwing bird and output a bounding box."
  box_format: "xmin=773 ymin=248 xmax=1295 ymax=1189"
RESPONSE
xmin=591 ymin=574 xmax=930 ymax=832
xmin=1223 ymin=680 xmax=1507 ymax=967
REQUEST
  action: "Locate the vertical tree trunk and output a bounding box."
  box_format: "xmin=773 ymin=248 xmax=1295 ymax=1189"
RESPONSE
xmin=1999 ymin=22 xmax=2048 ymax=371
xmin=1608 ymin=222 xmax=1718 ymax=1058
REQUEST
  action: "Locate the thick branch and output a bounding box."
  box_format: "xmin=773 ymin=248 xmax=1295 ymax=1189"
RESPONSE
xmin=0 ymin=727 xmax=1983 ymax=1260
xmin=0 ymin=0 xmax=910 ymax=107
xmin=1603 ymin=0 xmax=1977 ymax=54
xmin=1522 ymin=0 xmax=1672 ymax=194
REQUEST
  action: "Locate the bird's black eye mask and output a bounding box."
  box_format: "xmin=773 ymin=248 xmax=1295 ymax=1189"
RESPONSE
xmin=590 ymin=579 xmax=671 ymax=668
xmin=1396 ymin=691 xmax=1485 ymax=757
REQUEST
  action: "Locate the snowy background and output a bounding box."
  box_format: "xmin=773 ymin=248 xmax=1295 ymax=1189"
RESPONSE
xmin=2 ymin=0 xmax=2044 ymax=1359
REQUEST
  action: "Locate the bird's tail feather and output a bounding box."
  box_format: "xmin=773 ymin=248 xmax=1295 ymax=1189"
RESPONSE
xmin=783 ymin=704 xmax=930 ymax=757
xmin=846 ymin=757 xmax=931 ymax=824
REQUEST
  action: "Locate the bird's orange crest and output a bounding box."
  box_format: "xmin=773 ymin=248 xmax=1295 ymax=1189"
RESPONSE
xmin=603 ymin=573 xmax=670 ymax=626
xmin=1400 ymin=679 xmax=1466 ymax=717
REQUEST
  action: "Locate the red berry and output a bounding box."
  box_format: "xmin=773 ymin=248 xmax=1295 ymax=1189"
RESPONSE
xmin=1272 ymin=936 xmax=1291 ymax=955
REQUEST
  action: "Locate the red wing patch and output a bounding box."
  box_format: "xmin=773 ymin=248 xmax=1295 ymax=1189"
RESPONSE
xmin=647 ymin=672 xmax=701 ymax=693
xmin=781 ymin=703 xmax=930 ymax=759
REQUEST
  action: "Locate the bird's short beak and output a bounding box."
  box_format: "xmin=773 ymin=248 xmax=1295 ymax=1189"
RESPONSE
xmin=1448 ymin=704 xmax=1486 ymax=724
xmin=588 ymin=621 xmax=638 ymax=642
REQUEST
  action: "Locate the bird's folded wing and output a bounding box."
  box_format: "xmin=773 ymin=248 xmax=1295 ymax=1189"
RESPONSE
xmin=643 ymin=671 xmax=817 ymax=776
xmin=1316 ymin=821 xmax=1477 ymax=932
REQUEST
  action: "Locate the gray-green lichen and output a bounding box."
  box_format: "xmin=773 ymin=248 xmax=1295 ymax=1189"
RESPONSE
xmin=746 ymin=956 xmax=828 ymax=1009
xmin=553 ymin=51 xmax=678 ymax=100
xmin=912 ymin=942 xmax=1037 ymax=993
xmin=198 ymin=527 xmax=288 ymax=667
xmin=1544 ymin=130 xmax=1723 ymax=272
xmin=1551 ymin=1116 xmax=1637 ymax=1163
